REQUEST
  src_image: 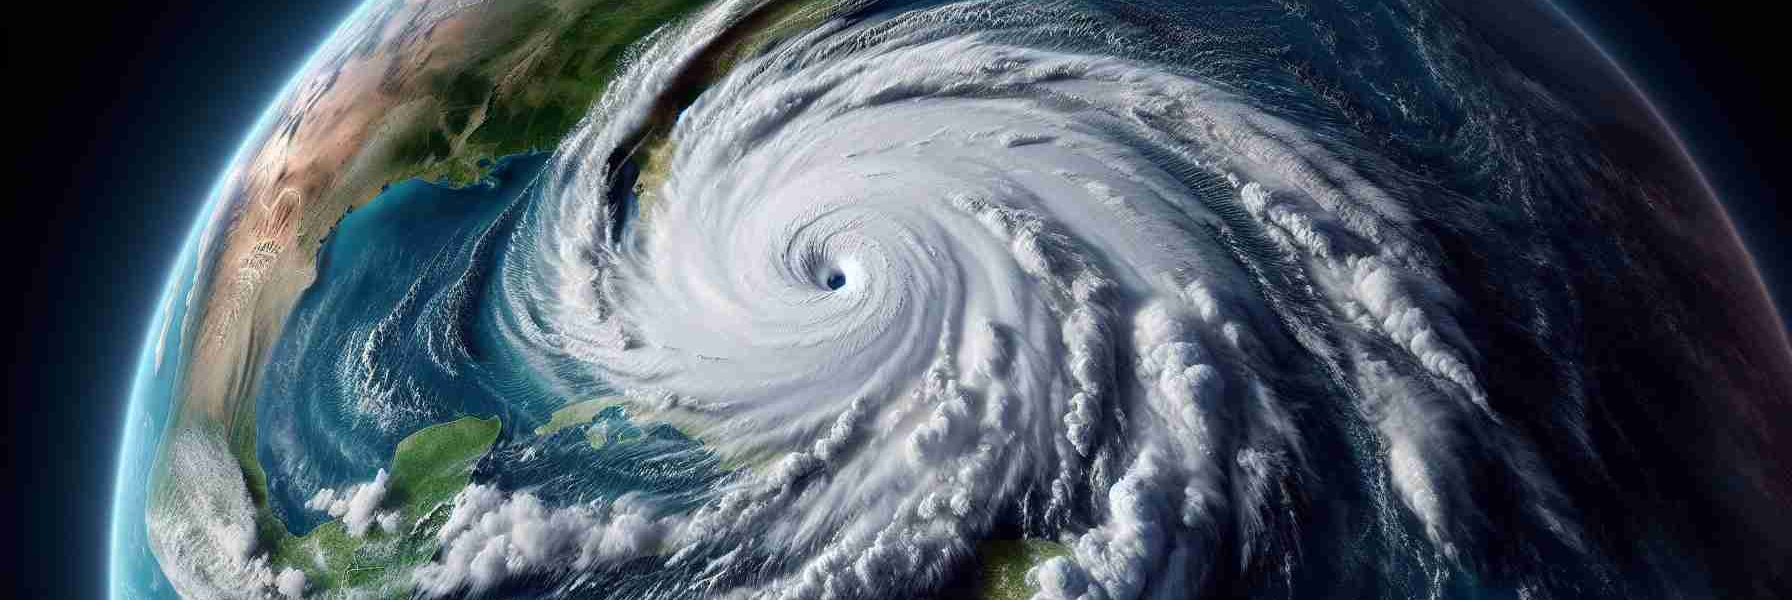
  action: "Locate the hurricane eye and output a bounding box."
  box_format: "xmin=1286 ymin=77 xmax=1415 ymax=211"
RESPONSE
xmin=826 ymin=271 xmax=847 ymax=290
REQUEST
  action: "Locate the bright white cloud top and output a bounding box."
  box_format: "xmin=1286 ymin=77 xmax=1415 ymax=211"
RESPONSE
xmin=118 ymin=0 xmax=1792 ymax=599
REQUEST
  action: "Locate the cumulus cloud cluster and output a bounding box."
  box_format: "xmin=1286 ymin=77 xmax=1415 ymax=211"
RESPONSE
xmin=305 ymin=468 xmax=399 ymax=537
xmin=146 ymin=430 xmax=286 ymax=599
xmin=275 ymin=568 xmax=307 ymax=599
xmin=411 ymin=484 xmax=674 ymax=596
xmin=416 ymin=0 xmax=1590 ymax=598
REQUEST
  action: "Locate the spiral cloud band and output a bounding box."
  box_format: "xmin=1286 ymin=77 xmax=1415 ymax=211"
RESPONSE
xmin=333 ymin=0 xmax=1792 ymax=597
xmin=390 ymin=1 xmax=1620 ymax=597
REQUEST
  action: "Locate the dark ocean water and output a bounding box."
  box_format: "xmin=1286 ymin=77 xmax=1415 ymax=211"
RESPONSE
xmin=223 ymin=1 xmax=1791 ymax=598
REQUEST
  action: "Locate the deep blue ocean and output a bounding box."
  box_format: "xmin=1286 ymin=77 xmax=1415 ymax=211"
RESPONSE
xmin=254 ymin=154 xmax=723 ymax=534
xmin=108 ymin=1 xmax=1790 ymax=598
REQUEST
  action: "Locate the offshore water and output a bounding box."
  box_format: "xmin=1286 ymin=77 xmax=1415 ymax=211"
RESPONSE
xmin=117 ymin=0 xmax=1792 ymax=598
xmin=254 ymin=154 xmax=719 ymax=535
xmin=254 ymin=154 xmax=551 ymax=533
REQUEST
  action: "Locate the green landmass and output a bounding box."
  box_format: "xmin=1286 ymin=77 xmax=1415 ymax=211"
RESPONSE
xmin=539 ymin=398 xmax=676 ymax=452
xmin=977 ymin=539 xmax=1073 ymax=600
xmin=627 ymin=0 xmax=840 ymax=222
xmin=232 ymin=0 xmax=731 ymax=568
xmin=537 ymin=397 xmax=782 ymax=470
xmin=382 ymin=0 xmax=718 ymax=188
xmin=535 ymin=396 xmax=627 ymax=436
xmin=210 ymin=1 xmax=864 ymax=595
xmin=224 ymin=1 xmax=725 ymax=591
xmin=586 ymin=419 xmax=647 ymax=450
xmin=263 ymin=416 xmax=501 ymax=595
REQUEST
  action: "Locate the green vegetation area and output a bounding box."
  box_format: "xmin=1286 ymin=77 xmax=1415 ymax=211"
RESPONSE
xmin=381 ymin=0 xmax=717 ymax=188
xmin=237 ymin=397 xmax=1064 ymax=598
xmin=711 ymin=0 xmax=837 ymax=73
xmin=537 ymin=397 xmax=774 ymax=468
xmin=535 ymin=396 xmax=626 ymax=436
xmin=539 ymin=397 xmax=1067 ymax=600
xmin=540 ymin=398 xmax=667 ymax=451
xmin=627 ymin=0 xmax=840 ymax=220
xmin=256 ymin=416 xmax=501 ymax=594
xmin=225 ymin=0 xmax=723 ymax=592
xmin=977 ymin=539 xmax=1073 ymax=600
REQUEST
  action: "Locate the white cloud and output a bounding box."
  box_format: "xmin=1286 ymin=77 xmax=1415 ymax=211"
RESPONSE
xmin=304 ymin=469 xmax=393 ymax=538
xmin=145 ymin=429 xmax=277 ymax=599
xmin=276 ymin=568 xmax=307 ymax=599
xmin=413 ymin=0 xmax=1587 ymax=596
xmin=412 ymin=485 xmax=675 ymax=597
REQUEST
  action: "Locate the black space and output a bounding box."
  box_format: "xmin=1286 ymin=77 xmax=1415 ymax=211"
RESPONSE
xmin=4 ymin=1 xmax=360 ymax=595
xmin=1 ymin=1 xmax=1785 ymax=597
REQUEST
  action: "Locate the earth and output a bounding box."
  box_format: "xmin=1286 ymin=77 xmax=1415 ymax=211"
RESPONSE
xmin=111 ymin=1 xmax=1792 ymax=599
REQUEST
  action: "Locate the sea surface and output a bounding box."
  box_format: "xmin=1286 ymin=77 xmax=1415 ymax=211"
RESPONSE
xmin=255 ymin=152 xmax=725 ymax=535
xmin=118 ymin=1 xmax=1792 ymax=598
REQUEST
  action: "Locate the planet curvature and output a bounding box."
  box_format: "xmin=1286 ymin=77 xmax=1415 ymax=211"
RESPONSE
xmin=111 ymin=1 xmax=1792 ymax=599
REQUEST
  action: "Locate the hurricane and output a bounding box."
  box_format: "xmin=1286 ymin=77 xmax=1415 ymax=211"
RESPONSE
xmin=121 ymin=0 xmax=1792 ymax=599
xmin=444 ymin=0 xmax=1603 ymax=597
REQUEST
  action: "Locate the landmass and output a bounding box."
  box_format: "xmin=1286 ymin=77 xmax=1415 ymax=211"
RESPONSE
xmin=181 ymin=0 xmax=718 ymax=441
xmin=265 ymin=416 xmax=501 ymax=594
xmin=538 ymin=396 xmax=1071 ymax=599
xmin=173 ymin=0 xmax=841 ymax=517
xmin=147 ymin=0 xmax=714 ymax=593
xmin=147 ymin=0 xmax=1051 ymax=596
xmin=626 ymin=0 xmax=836 ymax=222
xmin=535 ymin=396 xmax=627 ymax=436
xmin=537 ymin=396 xmax=789 ymax=470
xmin=976 ymin=539 xmax=1072 ymax=600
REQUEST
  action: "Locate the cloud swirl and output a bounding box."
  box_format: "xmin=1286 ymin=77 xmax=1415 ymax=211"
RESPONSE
xmin=424 ymin=1 xmax=1603 ymax=597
